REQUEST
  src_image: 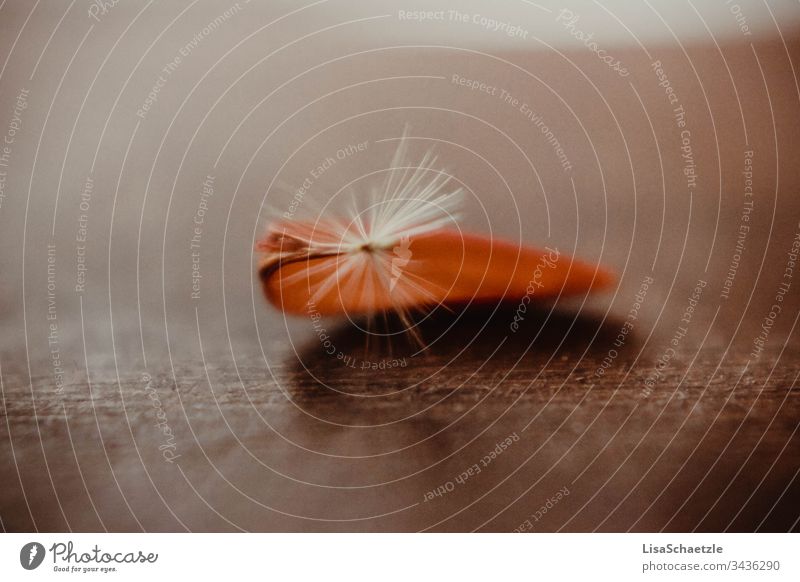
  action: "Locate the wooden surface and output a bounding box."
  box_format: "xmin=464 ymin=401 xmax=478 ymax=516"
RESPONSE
xmin=2 ymin=307 xmax=799 ymax=532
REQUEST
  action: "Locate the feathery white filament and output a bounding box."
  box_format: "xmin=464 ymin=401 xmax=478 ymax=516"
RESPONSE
xmin=265 ymin=130 xmax=463 ymax=317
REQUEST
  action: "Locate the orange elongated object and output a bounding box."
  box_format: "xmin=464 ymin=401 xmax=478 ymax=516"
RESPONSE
xmin=258 ymin=222 xmax=613 ymax=317
xmin=258 ymin=130 xmax=613 ymax=318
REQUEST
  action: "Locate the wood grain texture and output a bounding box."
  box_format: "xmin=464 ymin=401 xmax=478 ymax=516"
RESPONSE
xmin=2 ymin=306 xmax=798 ymax=532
